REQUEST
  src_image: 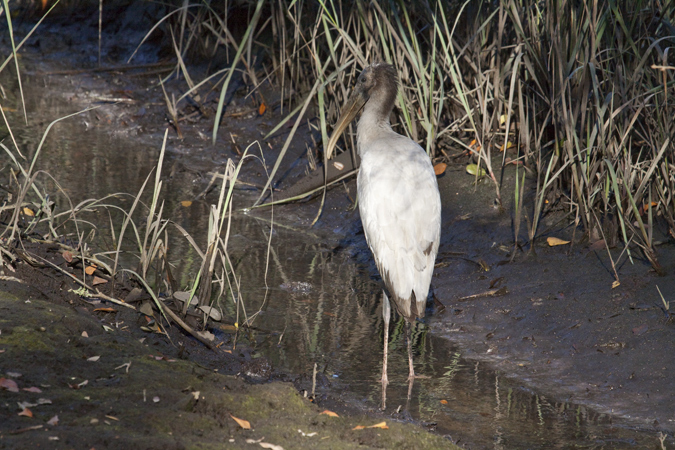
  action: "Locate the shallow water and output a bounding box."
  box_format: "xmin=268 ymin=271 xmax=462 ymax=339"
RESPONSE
xmin=1 ymin=59 xmax=669 ymax=449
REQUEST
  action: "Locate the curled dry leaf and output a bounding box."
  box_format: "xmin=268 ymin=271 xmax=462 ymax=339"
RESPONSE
xmin=546 ymin=237 xmax=570 ymax=246
xmin=230 ymin=414 xmax=251 ymax=429
xmin=320 ymin=410 xmax=339 ymax=417
xmin=433 ymin=162 xmax=447 ymax=175
xmin=0 ymin=378 xmax=19 ymax=393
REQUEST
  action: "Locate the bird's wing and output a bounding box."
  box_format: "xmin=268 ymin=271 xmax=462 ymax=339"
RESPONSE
xmin=357 ymin=135 xmax=441 ymax=319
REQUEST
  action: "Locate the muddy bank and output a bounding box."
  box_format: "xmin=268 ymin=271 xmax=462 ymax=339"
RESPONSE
xmin=0 ymin=253 xmax=457 ymax=449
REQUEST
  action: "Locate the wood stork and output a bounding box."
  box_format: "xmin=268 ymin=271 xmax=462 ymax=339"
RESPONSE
xmin=325 ymin=63 xmax=441 ymax=409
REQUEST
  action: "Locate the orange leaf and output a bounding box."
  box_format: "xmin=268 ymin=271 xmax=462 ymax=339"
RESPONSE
xmin=181 ymin=200 xmax=192 ymax=207
xmin=353 ymin=421 xmax=388 ymax=430
xmin=18 ymin=407 xmax=33 ymax=418
xmin=92 ymin=276 xmax=108 ymax=286
xmin=440 ymin=399 xmax=448 ymax=405
xmin=258 ymin=102 xmax=266 ymax=115
xmin=434 ymin=163 xmax=447 ymax=175
xmin=230 ymin=414 xmax=251 ymax=429
xmin=320 ymin=410 xmax=339 ymax=417
xmin=85 ymin=265 xmax=97 ymax=275
xmin=94 ymin=307 xmax=116 ymax=313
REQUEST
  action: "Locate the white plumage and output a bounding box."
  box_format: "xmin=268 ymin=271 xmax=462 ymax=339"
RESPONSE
xmin=325 ymin=63 xmax=441 ymax=409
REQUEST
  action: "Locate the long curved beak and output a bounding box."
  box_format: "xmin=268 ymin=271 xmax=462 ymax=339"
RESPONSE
xmin=324 ymin=88 xmax=368 ymax=159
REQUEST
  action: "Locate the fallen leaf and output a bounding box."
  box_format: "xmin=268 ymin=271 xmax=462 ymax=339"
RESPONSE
xmin=231 ymin=414 xmax=251 ymax=429
xmin=434 ymin=162 xmax=447 ymax=175
xmin=22 ymin=387 xmax=42 ymax=393
xmin=353 ymin=421 xmax=388 ymax=430
xmin=81 ymin=331 xmax=89 ymax=338
xmin=22 ymin=207 xmax=34 ymax=217
xmin=320 ymin=410 xmax=339 ymax=417
xmin=85 ymin=265 xmax=97 ymax=276
xmin=332 ymin=161 xmax=345 ymax=171
xmin=588 ymin=239 xmax=606 ymax=251
xmin=105 ymin=415 xmax=119 ymax=421
xmin=612 ymin=280 xmax=621 ymax=289
xmin=92 ymin=276 xmax=107 ymax=286
xmin=259 ymin=443 xmax=284 ymax=450
xmin=62 ymin=251 xmax=73 ymax=263
xmin=439 ymin=399 xmax=448 ymax=405
xmin=87 ymin=356 xmax=100 ymax=362
xmin=181 ymin=200 xmax=192 ymax=207
xmin=153 ymin=396 xmax=160 ymax=403
xmin=632 ymin=324 xmax=648 ymax=335
xmin=47 ymin=415 xmax=59 ymax=426
xmin=94 ymin=307 xmax=116 ymax=313
xmin=18 ymin=406 xmax=33 ymax=418
xmin=466 ymin=164 xmax=486 ymax=177
xmin=258 ymin=102 xmax=266 ymax=115
xmin=500 ymin=141 xmax=515 ymax=152
xmin=547 ymin=237 xmax=570 ymax=246
xmin=0 ymin=378 xmax=19 ymax=393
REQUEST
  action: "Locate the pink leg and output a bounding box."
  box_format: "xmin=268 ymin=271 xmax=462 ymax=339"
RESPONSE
xmin=406 ymin=320 xmax=415 ymax=400
xmin=381 ymin=291 xmax=390 ymax=410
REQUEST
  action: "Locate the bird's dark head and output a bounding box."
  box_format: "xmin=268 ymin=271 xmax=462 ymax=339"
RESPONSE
xmin=325 ymin=63 xmax=399 ymax=158
xmin=354 ymin=63 xmax=399 ymax=116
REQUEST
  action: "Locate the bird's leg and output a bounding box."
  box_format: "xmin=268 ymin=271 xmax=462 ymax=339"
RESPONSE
xmin=406 ymin=320 xmax=415 ymax=381
xmin=381 ymin=291 xmax=390 ymax=411
xmin=405 ymin=320 xmax=415 ymax=400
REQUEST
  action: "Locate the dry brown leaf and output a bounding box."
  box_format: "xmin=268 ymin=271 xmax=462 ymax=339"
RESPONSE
xmin=258 ymin=102 xmax=267 ymax=115
xmin=320 ymin=410 xmax=339 ymax=417
xmin=18 ymin=407 xmax=33 ymax=418
xmin=546 ymin=237 xmax=570 ymax=246
xmin=62 ymin=251 xmax=73 ymax=263
xmin=440 ymin=399 xmax=448 ymax=405
xmin=352 ymin=425 xmax=365 ymax=430
xmin=92 ymin=276 xmax=108 ymax=286
xmin=181 ymin=200 xmax=192 ymax=207
xmin=22 ymin=207 xmax=34 ymax=217
xmin=22 ymin=387 xmax=42 ymax=393
xmin=612 ymin=280 xmax=621 ymax=289
xmin=0 ymin=378 xmax=19 ymax=392
xmin=85 ymin=265 xmax=97 ymax=275
xmin=434 ymin=163 xmax=447 ymax=175
xmin=230 ymin=414 xmax=251 ymax=429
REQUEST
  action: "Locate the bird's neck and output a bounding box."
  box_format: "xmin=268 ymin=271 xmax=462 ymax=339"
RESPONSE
xmin=356 ymin=105 xmax=393 ymax=156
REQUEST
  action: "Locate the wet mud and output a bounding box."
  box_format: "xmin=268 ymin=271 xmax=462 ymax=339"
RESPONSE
xmin=1 ymin=5 xmax=675 ymax=449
